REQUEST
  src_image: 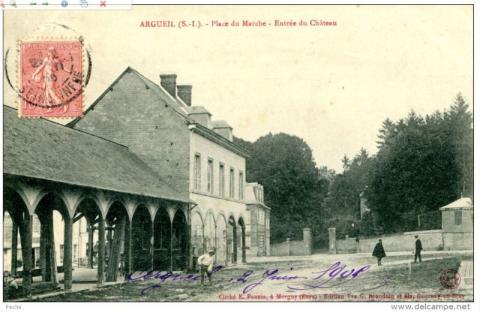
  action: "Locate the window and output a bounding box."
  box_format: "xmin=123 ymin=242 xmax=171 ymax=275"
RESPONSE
xmin=258 ymin=209 xmax=265 ymax=225
xmin=239 ymin=171 xmax=244 ymax=200
xmin=207 ymin=158 xmax=214 ymax=194
xmin=229 ymin=168 xmax=235 ymax=198
xmin=219 ymin=163 xmax=225 ymax=197
xmin=194 ymin=154 xmax=201 ymax=191
xmin=454 ymin=211 xmax=462 ymax=225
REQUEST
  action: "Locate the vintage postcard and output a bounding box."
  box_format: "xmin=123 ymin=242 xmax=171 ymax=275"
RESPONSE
xmin=1 ymin=2 xmax=477 ymax=312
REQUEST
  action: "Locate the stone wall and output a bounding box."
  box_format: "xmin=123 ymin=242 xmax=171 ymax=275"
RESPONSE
xmin=443 ymin=232 xmax=473 ymax=251
xmin=270 ymin=240 xmax=290 ymax=256
xmin=336 ymin=237 xmax=358 ymax=254
xmin=357 ymin=230 xmax=444 ymax=253
xmin=270 ymin=228 xmax=312 ymax=256
xmin=333 ymin=229 xmax=473 ymax=254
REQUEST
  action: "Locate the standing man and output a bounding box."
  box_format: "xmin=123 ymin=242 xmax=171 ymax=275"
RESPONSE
xmin=198 ymin=249 xmax=215 ymax=286
xmin=414 ymin=235 xmax=423 ymax=263
xmin=372 ymin=239 xmax=386 ymax=266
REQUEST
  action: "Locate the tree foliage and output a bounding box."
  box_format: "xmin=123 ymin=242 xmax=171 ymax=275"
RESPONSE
xmin=235 ymin=94 xmax=472 ymax=246
xmin=234 ymin=133 xmax=330 ymax=246
xmin=323 ymin=149 xmax=374 ymax=238
xmin=365 ymin=94 xmax=473 ymax=233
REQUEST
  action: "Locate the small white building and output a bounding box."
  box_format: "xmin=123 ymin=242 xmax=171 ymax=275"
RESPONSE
xmin=440 ymin=197 xmax=473 ymax=250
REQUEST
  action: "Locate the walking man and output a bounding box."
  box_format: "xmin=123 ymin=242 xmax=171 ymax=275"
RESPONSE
xmin=414 ymin=235 xmax=423 ymax=263
xmin=198 ymin=249 xmax=215 ymax=286
xmin=372 ymin=239 xmax=386 ymax=266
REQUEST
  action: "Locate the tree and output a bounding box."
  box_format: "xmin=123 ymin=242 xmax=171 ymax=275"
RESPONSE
xmin=323 ymin=148 xmax=373 ymax=236
xmin=366 ymin=94 xmax=472 ymax=233
xmin=235 ymin=133 xmax=330 ymax=246
xmin=444 ymin=94 xmax=473 ymax=197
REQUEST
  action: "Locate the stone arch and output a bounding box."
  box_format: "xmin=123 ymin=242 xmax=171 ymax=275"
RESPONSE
xmin=74 ymin=197 xmax=102 ymax=272
xmin=34 ymin=192 xmax=72 ymax=289
xmin=204 ymin=211 xmax=216 ymax=253
xmin=215 ymin=213 xmax=228 ymax=266
xmin=10 ymin=182 xmax=47 ymax=215
xmin=130 ymin=200 xmax=151 ymax=220
xmin=75 ymin=192 xmax=104 ymax=217
xmin=4 ymin=187 xmax=33 ymax=295
xmin=131 ymin=204 xmax=153 ymax=271
xmin=191 ymin=209 xmax=205 ymax=258
xmin=35 ymin=192 xmax=70 ymax=219
xmin=104 ymin=196 xmax=130 ymax=217
xmin=172 ymin=209 xmax=188 ymax=271
xmin=106 ymin=200 xmax=129 ymax=221
xmin=3 ymin=210 xmax=19 ymax=275
xmin=238 ymin=216 xmax=247 ymax=264
xmin=105 ymin=201 xmax=129 ymax=281
xmin=153 ymin=207 xmax=171 ymax=271
xmin=227 ymin=214 xmax=237 ymax=264
xmin=4 ymin=187 xmax=30 ymax=227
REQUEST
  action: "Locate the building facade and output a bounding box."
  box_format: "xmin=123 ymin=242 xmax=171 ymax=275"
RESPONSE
xmin=440 ymin=197 xmax=473 ymax=251
xmin=4 ymin=67 xmax=271 ymax=297
xmin=70 ymin=68 xmax=270 ymax=266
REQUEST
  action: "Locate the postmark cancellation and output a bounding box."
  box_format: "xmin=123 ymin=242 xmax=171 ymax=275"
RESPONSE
xmin=18 ymin=40 xmax=84 ymax=118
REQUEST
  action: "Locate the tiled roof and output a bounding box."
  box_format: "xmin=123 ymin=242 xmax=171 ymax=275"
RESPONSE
xmin=68 ymin=67 xmax=192 ymax=127
xmin=4 ymin=106 xmax=189 ymax=203
xmin=440 ymin=197 xmax=473 ymax=210
xmin=69 ymin=67 xmax=249 ymax=157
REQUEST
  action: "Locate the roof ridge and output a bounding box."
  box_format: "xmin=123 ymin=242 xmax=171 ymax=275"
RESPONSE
xmin=68 ymin=66 xmax=195 ymax=127
xmin=64 ymin=67 xmax=247 ymax=157
xmin=131 ymin=69 xmax=193 ymax=120
xmin=67 ymin=67 xmax=134 ymax=127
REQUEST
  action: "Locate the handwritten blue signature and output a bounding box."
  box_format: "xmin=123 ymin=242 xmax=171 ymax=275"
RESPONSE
xmin=127 ymin=261 xmax=371 ymax=295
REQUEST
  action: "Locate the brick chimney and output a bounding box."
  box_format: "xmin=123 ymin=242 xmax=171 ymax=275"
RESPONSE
xmin=160 ymin=74 xmax=177 ymax=98
xmin=177 ymin=85 xmax=192 ymax=106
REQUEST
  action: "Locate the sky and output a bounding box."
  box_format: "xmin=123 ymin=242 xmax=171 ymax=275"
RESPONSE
xmin=4 ymin=5 xmax=473 ymax=172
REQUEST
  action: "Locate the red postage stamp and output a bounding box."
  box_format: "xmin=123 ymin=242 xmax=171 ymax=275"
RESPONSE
xmin=19 ymin=41 xmax=83 ymax=118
